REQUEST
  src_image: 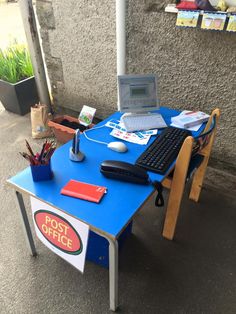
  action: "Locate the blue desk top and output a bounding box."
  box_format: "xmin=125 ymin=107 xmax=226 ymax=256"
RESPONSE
xmin=7 ymin=107 xmax=205 ymax=239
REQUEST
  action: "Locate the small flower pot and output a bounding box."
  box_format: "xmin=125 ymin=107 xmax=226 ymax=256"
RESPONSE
xmin=48 ymin=115 xmax=94 ymax=143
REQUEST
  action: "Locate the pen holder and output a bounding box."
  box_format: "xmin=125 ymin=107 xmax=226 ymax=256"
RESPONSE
xmin=69 ymin=147 xmax=85 ymax=162
xmin=30 ymin=160 xmax=53 ymax=182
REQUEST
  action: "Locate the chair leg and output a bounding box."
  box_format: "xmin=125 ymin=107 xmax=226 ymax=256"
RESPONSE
xmin=189 ymin=156 xmax=209 ymax=202
xmin=162 ymin=136 xmax=193 ymax=240
xmin=162 ymin=136 xmax=194 ymax=240
xmin=162 ymin=175 xmax=186 ymax=240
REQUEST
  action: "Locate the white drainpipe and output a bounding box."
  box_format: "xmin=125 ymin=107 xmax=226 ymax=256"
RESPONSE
xmin=116 ymin=0 xmax=126 ymax=110
xmin=116 ymin=0 xmax=126 ymax=76
xmin=19 ymin=0 xmax=52 ymax=112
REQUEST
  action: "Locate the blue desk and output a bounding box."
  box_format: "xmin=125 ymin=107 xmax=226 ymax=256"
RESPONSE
xmin=7 ymin=107 xmax=204 ymax=311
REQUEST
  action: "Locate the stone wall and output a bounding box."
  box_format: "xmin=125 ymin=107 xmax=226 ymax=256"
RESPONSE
xmin=36 ymin=0 xmax=236 ymax=174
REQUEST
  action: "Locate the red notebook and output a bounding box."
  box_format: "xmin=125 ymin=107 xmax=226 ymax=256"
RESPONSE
xmin=61 ymin=180 xmax=107 ymax=203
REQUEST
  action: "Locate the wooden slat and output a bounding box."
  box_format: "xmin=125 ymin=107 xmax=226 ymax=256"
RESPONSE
xmin=189 ymin=108 xmax=220 ymax=202
xmin=162 ymin=136 xmax=194 ymax=240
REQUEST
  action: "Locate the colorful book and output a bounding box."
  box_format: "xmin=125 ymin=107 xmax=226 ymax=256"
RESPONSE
xmin=61 ymin=180 xmax=107 ymax=203
xmin=171 ymin=110 xmax=209 ymax=128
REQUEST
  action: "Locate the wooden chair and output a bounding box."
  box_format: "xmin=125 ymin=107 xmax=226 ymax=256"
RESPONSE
xmin=162 ymin=108 xmax=220 ymax=240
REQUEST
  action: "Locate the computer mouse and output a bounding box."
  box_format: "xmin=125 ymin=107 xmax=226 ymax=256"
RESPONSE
xmin=107 ymin=141 xmax=128 ymax=153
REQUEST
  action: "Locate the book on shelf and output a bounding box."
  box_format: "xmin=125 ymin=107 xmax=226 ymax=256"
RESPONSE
xmin=171 ymin=110 xmax=210 ymax=128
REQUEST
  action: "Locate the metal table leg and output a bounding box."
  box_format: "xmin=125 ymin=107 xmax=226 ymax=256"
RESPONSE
xmin=108 ymin=238 xmax=119 ymax=311
xmin=15 ymin=191 xmax=37 ymax=256
xmin=15 ymin=191 xmax=118 ymax=309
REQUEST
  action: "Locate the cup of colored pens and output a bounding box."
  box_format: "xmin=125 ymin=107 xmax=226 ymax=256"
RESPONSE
xmin=20 ymin=140 xmax=56 ymax=182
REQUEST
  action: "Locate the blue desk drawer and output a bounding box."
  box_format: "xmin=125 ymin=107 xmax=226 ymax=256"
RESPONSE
xmin=86 ymin=221 xmax=132 ymax=268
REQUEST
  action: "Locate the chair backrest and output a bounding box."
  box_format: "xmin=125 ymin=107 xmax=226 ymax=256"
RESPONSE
xmin=162 ymin=108 xmax=220 ymax=240
xmin=164 ymin=108 xmax=220 ymax=184
xmin=192 ymin=108 xmax=220 ymax=157
xmin=171 ymin=108 xmax=220 ymax=182
xmin=186 ymin=108 xmax=220 ymax=180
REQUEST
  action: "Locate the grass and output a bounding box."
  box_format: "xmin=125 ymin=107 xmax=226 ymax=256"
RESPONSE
xmin=0 ymin=42 xmax=34 ymax=83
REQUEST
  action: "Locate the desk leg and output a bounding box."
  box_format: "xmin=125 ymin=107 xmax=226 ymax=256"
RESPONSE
xmin=108 ymin=238 xmax=118 ymax=311
xmin=15 ymin=191 xmax=37 ymax=257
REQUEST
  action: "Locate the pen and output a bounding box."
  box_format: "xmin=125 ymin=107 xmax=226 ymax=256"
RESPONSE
xmin=72 ymin=133 xmax=76 ymax=154
xmin=19 ymin=152 xmax=29 ymax=162
xmin=38 ymin=143 xmax=46 ymax=162
xmin=74 ymin=130 xmax=80 ymax=154
xmin=25 ymin=140 xmax=34 ymax=157
xmin=19 ymin=152 xmax=36 ymax=165
xmin=42 ymin=144 xmax=56 ymax=163
xmin=45 ymin=147 xmax=56 ymax=161
xmin=20 ymin=140 xmax=57 ymax=166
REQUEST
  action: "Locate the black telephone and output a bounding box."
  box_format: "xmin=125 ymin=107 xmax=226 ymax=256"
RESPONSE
xmin=100 ymin=160 xmax=164 ymax=206
xmin=100 ymin=160 xmax=150 ymax=184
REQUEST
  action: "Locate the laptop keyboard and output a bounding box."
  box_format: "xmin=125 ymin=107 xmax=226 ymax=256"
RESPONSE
xmin=122 ymin=113 xmax=167 ymax=132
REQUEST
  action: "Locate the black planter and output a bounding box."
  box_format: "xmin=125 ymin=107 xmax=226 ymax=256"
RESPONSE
xmin=0 ymin=76 xmax=39 ymax=115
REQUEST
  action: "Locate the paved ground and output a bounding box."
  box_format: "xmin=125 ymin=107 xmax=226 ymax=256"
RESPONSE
xmin=1 ymin=104 xmax=236 ymax=314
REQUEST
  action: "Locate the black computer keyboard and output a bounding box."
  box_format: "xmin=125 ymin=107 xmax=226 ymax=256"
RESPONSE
xmin=135 ymin=127 xmax=191 ymax=175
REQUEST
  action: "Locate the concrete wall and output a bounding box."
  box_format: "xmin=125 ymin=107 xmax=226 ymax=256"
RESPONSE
xmin=36 ymin=0 xmax=117 ymax=119
xmin=36 ymin=0 xmax=236 ymax=173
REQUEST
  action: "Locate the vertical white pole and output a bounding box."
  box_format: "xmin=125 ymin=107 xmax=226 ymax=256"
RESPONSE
xmin=19 ymin=0 xmax=52 ymax=112
xmin=116 ymin=0 xmax=126 ymax=110
xmin=116 ymin=0 xmax=126 ymax=75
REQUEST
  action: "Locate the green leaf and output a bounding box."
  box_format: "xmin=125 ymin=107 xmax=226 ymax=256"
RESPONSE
xmin=0 ymin=41 xmax=34 ymax=83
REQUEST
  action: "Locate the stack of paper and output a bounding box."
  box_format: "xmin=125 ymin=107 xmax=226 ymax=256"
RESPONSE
xmin=171 ymin=110 xmax=209 ymax=131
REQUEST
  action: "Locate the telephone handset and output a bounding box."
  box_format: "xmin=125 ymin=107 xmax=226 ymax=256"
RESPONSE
xmin=100 ymin=160 xmax=164 ymax=206
xmin=100 ymin=160 xmax=149 ymax=184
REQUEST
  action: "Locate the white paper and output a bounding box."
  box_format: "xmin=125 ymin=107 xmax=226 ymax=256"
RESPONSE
xmin=170 ymin=122 xmax=201 ymax=132
xmin=106 ymin=120 xmax=157 ymax=145
xmin=30 ymin=197 xmax=89 ymax=273
xmin=110 ymin=128 xmax=151 ymax=145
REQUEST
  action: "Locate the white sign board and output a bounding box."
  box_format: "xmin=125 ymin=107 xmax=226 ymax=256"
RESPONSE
xmin=30 ymin=197 xmax=89 ymax=273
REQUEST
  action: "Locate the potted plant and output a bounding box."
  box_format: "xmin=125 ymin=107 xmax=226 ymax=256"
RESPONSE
xmin=0 ymin=42 xmax=39 ymax=115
